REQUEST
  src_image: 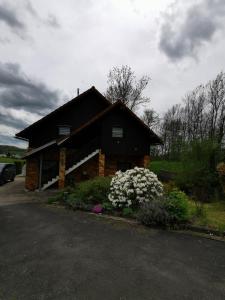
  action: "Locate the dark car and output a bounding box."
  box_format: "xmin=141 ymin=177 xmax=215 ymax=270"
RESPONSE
xmin=0 ymin=163 xmax=16 ymax=185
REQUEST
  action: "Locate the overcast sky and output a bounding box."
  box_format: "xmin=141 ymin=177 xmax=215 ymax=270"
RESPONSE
xmin=0 ymin=0 xmax=225 ymax=148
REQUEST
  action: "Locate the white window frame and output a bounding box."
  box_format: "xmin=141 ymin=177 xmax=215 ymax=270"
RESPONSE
xmin=58 ymin=126 xmax=71 ymax=136
xmin=112 ymin=127 xmax=123 ymax=138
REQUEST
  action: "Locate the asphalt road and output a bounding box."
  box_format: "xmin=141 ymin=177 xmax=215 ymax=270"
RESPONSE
xmin=0 ymin=178 xmax=225 ymax=300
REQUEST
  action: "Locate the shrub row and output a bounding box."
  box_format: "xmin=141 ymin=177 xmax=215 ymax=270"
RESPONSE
xmin=49 ymin=168 xmax=190 ymax=228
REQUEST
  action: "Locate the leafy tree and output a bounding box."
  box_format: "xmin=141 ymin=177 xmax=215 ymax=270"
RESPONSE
xmin=176 ymin=139 xmax=223 ymax=201
xmin=105 ymin=65 xmax=150 ymax=111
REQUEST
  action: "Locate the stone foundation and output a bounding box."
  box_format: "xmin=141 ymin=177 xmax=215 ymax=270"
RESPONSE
xmin=25 ymin=157 xmax=39 ymax=191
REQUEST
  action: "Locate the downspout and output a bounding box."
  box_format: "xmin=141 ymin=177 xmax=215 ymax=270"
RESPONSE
xmin=38 ymin=153 xmax=43 ymax=191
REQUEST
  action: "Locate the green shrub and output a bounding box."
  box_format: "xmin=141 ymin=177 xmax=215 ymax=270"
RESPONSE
xmin=102 ymin=202 xmax=114 ymax=212
xmin=165 ymin=189 xmax=189 ymax=223
xmin=66 ymin=194 xmax=92 ymax=211
xmin=122 ymin=207 xmax=134 ymax=217
xmin=138 ymin=189 xmax=190 ymax=228
xmin=137 ymin=200 xmax=169 ymax=227
xmin=47 ymin=196 xmax=59 ymax=204
xmin=176 ymin=139 xmax=223 ymax=201
xmin=14 ymin=160 xmax=25 ymax=175
xmin=65 ymin=177 xmax=111 ymax=207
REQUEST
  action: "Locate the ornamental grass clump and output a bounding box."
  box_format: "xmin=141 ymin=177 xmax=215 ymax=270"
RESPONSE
xmin=108 ymin=167 xmax=163 ymax=209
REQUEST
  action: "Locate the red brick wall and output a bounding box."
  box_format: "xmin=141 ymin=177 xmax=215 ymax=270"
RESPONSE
xmin=105 ymin=155 xmax=147 ymax=177
xmin=25 ymin=157 xmax=39 ymax=191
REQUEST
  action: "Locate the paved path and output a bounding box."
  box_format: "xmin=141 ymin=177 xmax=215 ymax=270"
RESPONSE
xmin=0 ymin=177 xmax=57 ymax=206
xmin=0 ymin=179 xmax=225 ymax=299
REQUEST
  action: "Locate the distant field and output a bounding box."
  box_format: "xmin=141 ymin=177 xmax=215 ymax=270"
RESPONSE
xmin=0 ymin=157 xmax=25 ymax=164
xmin=149 ymin=160 xmax=183 ymax=174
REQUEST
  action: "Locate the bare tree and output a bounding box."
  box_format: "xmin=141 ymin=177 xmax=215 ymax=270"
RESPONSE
xmin=142 ymin=109 xmax=160 ymax=130
xmin=105 ymin=65 xmax=150 ymax=111
xmin=207 ymin=72 xmax=225 ymax=143
xmin=158 ymin=71 xmax=225 ymax=158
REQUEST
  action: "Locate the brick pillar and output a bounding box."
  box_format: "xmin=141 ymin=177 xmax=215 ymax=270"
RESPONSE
xmin=99 ymin=150 xmax=105 ymax=177
xmin=58 ymin=148 xmax=66 ymax=189
xmin=25 ymin=157 xmax=39 ymax=191
xmin=143 ymin=155 xmax=150 ymax=168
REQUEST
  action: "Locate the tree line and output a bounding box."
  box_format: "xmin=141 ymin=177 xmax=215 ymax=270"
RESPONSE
xmin=105 ymin=65 xmax=225 ymax=159
xmin=158 ymin=72 xmax=225 ymax=159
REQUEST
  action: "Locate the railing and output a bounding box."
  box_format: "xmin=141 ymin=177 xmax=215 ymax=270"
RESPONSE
xmin=66 ymin=137 xmax=100 ymax=170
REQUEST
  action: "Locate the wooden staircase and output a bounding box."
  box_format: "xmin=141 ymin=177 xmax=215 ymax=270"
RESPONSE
xmin=41 ymin=149 xmax=99 ymax=191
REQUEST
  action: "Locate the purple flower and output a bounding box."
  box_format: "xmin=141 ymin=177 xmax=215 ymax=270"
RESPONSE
xmin=92 ymin=204 xmax=103 ymax=214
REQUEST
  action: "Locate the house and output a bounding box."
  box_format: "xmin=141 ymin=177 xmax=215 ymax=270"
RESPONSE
xmin=15 ymin=87 xmax=161 ymax=191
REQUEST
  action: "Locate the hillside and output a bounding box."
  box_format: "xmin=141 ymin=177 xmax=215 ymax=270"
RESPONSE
xmin=0 ymin=145 xmax=26 ymax=157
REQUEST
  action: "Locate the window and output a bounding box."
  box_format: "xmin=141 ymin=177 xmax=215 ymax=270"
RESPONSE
xmin=58 ymin=126 xmax=70 ymax=136
xmin=112 ymin=127 xmax=123 ymax=138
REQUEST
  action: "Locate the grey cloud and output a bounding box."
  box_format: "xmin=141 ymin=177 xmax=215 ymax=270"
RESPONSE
xmin=0 ymin=62 xmax=62 ymax=143
xmin=0 ymin=62 xmax=61 ymax=114
xmin=24 ymin=0 xmax=61 ymax=29
xmin=0 ymin=111 xmax=27 ymax=129
xmin=0 ymin=1 xmax=60 ymax=40
xmin=0 ymin=134 xmax=25 ymax=146
xmin=159 ymin=0 xmax=225 ymax=61
xmin=46 ymin=14 xmax=60 ymax=28
xmin=24 ymin=0 xmax=37 ymax=17
xmin=0 ymin=3 xmax=25 ymax=30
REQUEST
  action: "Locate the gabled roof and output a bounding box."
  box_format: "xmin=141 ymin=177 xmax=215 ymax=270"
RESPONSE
xmin=59 ymin=101 xmax=162 ymax=146
xmin=23 ymin=140 xmax=57 ymax=158
xmin=15 ymin=86 xmax=111 ymax=140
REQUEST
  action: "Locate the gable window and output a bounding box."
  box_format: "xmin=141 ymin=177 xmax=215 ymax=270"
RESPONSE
xmin=112 ymin=127 xmax=123 ymax=138
xmin=58 ymin=126 xmax=70 ymax=136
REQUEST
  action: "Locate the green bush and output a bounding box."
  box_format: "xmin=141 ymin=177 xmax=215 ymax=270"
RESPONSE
xmin=138 ymin=189 xmax=190 ymax=227
xmin=176 ymin=139 xmax=223 ymax=201
xmin=165 ymin=189 xmax=189 ymax=223
xmin=66 ymin=194 xmax=92 ymax=211
xmin=65 ymin=177 xmax=111 ymax=207
xmin=14 ymin=160 xmax=25 ymax=175
xmin=102 ymin=202 xmax=114 ymax=212
xmin=122 ymin=207 xmax=134 ymax=217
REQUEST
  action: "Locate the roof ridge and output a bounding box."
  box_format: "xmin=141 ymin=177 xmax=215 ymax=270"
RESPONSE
xmin=16 ymin=86 xmax=110 ymax=139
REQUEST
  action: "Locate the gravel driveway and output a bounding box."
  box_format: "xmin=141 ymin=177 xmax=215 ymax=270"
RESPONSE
xmin=0 ymin=178 xmax=225 ymax=300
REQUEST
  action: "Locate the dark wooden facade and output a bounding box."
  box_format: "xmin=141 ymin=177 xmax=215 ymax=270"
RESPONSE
xmin=16 ymin=87 xmax=161 ymax=191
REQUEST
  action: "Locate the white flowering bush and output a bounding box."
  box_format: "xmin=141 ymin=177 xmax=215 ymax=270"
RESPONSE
xmin=108 ymin=167 xmax=164 ymax=208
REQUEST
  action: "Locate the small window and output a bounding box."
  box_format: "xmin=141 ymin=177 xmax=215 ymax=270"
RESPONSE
xmin=112 ymin=127 xmax=123 ymax=138
xmin=58 ymin=126 xmax=70 ymax=136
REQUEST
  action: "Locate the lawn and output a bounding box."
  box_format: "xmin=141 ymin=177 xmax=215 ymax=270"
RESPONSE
xmin=149 ymin=160 xmax=183 ymax=174
xmin=188 ymin=201 xmax=225 ymax=232
xmin=0 ymin=157 xmax=24 ymax=163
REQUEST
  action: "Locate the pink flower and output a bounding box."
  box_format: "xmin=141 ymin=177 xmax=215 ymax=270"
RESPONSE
xmin=92 ymin=204 xmax=103 ymax=214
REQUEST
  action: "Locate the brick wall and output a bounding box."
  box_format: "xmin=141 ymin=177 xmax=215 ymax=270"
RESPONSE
xmin=25 ymin=157 xmax=39 ymax=191
xmin=105 ymin=155 xmax=147 ymax=177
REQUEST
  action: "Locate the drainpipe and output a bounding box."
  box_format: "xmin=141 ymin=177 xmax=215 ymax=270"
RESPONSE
xmin=38 ymin=154 xmax=43 ymax=191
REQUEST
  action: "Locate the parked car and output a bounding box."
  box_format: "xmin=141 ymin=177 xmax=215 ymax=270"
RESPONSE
xmin=0 ymin=163 xmax=16 ymax=185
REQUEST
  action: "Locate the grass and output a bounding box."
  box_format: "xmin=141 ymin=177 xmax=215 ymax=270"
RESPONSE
xmin=188 ymin=200 xmax=225 ymax=232
xmin=0 ymin=157 xmax=25 ymax=164
xmin=149 ymin=160 xmax=183 ymax=174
